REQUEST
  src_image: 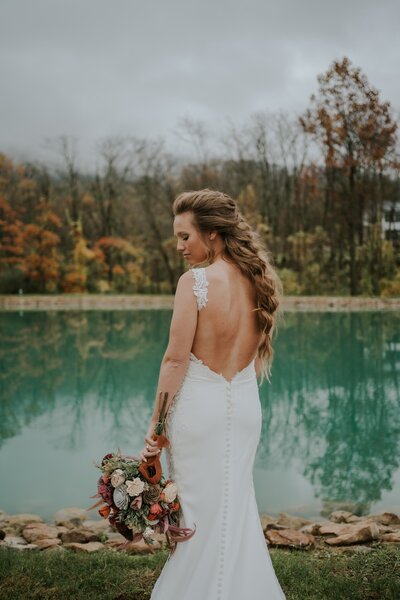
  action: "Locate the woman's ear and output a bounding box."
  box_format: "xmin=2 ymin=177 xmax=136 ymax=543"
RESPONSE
xmin=209 ymin=231 xmax=216 ymax=241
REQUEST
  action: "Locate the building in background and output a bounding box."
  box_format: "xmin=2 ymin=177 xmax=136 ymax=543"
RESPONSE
xmin=382 ymin=200 xmax=400 ymax=245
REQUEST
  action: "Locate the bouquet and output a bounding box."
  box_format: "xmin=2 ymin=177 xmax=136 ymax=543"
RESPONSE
xmin=87 ymin=391 xmax=196 ymax=552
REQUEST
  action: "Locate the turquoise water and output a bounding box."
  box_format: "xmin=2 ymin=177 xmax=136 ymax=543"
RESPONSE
xmin=0 ymin=310 xmax=399 ymax=521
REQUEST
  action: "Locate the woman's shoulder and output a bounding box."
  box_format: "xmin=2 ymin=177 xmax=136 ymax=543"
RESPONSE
xmin=190 ymin=266 xmax=209 ymax=287
xmin=203 ymin=261 xmax=240 ymax=281
xmin=189 ymin=265 xmax=210 ymax=280
xmin=189 ymin=261 xmax=240 ymax=286
xmin=188 ymin=267 xmax=209 ymax=310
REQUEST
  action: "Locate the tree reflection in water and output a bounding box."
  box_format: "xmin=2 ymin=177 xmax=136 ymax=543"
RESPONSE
xmin=0 ymin=310 xmax=170 ymax=450
xmin=257 ymin=311 xmax=400 ymax=514
xmin=0 ymin=310 xmax=399 ymax=515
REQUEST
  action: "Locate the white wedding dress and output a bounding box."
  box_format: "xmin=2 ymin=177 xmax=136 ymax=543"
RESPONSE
xmin=150 ymin=267 xmax=286 ymax=600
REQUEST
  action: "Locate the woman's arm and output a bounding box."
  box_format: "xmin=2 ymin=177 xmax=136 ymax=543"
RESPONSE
xmin=139 ymin=270 xmax=198 ymax=461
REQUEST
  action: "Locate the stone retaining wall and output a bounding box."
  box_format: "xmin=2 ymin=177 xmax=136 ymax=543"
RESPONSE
xmin=1 ymin=294 xmax=399 ymax=312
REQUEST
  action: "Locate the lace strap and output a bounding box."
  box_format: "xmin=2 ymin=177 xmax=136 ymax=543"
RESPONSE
xmin=190 ymin=267 xmax=209 ymax=310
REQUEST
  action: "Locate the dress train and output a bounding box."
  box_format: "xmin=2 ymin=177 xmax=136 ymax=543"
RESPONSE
xmin=149 ymin=352 xmax=286 ymax=600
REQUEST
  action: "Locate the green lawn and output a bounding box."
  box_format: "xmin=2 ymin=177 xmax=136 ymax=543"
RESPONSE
xmin=0 ymin=545 xmax=399 ymax=600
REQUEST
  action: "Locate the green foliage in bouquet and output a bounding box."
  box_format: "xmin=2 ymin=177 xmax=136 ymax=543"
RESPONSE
xmin=88 ymin=450 xmax=182 ymax=546
xmin=88 ymin=390 xmax=196 ymax=553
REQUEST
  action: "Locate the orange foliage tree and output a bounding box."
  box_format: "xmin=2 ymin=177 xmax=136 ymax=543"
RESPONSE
xmin=93 ymin=236 xmax=146 ymax=292
xmin=20 ymin=199 xmax=62 ymax=293
xmin=0 ymin=196 xmax=25 ymax=291
xmin=300 ymin=57 xmax=398 ymax=295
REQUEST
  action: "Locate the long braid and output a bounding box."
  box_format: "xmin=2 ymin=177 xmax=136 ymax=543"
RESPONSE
xmin=173 ymin=189 xmax=283 ymax=384
xmin=224 ymin=211 xmax=282 ymax=383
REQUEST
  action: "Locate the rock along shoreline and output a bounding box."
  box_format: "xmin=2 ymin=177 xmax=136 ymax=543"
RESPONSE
xmin=0 ymin=507 xmax=399 ymax=555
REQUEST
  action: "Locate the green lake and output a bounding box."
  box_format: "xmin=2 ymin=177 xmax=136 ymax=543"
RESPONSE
xmin=0 ymin=309 xmax=399 ymax=522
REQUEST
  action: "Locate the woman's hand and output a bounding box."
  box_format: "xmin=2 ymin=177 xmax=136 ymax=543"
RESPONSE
xmin=138 ymin=428 xmax=161 ymax=463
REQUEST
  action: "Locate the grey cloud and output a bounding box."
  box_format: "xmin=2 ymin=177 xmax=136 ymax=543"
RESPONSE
xmin=1 ymin=0 xmax=399 ymax=168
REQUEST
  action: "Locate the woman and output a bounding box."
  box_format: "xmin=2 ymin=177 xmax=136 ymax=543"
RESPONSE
xmin=139 ymin=189 xmax=286 ymax=600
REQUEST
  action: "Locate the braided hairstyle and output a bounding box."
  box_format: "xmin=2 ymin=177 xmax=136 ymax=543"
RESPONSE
xmin=172 ymin=188 xmax=283 ymax=384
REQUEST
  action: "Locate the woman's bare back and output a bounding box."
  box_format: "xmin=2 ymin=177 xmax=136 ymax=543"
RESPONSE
xmin=191 ymin=261 xmax=263 ymax=381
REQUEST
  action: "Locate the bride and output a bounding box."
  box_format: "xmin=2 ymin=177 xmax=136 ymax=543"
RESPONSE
xmin=139 ymin=189 xmax=286 ymax=599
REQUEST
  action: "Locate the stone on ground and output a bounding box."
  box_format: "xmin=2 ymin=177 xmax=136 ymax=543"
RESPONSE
xmin=3 ymin=514 xmax=43 ymax=534
xmin=22 ymin=522 xmax=59 ymax=542
xmin=325 ymin=523 xmax=380 ymax=546
xmin=84 ymin=519 xmax=112 ymax=533
xmin=60 ymin=528 xmax=101 ymax=544
xmin=381 ymin=531 xmax=400 ymax=543
xmin=34 ymin=538 xmax=62 ymax=550
xmin=300 ymin=523 xmax=323 ymax=536
xmin=264 ymin=527 xmax=315 ymax=549
xmin=276 ymin=512 xmax=313 ymax=530
xmin=63 ymin=541 xmax=105 ymax=553
xmin=329 ymin=510 xmax=354 ymax=523
xmin=54 ymin=507 xmax=87 ymax=528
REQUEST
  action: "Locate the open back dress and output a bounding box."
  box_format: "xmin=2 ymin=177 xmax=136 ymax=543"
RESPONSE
xmin=150 ymin=267 xmax=286 ymax=600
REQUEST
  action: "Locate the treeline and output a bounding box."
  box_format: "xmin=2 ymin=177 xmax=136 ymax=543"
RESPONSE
xmin=1 ymin=57 xmax=400 ymax=296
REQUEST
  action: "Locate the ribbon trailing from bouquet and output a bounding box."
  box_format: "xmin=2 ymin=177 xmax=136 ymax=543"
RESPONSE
xmin=87 ymin=391 xmax=197 ymax=551
xmin=163 ymin=515 xmax=197 ymax=557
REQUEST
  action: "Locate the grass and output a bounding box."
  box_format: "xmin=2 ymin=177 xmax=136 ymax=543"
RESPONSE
xmin=0 ymin=544 xmax=399 ymax=600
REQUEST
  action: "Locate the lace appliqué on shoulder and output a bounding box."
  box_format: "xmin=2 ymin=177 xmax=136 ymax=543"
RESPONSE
xmin=191 ymin=267 xmax=209 ymax=310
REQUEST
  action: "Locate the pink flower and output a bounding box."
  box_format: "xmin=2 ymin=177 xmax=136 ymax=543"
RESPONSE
xmin=101 ymin=453 xmax=114 ymax=466
xmin=163 ymin=482 xmax=178 ymax=503
xmin=130 ymin=495 xmax=143 ymax=510
xmin=97 ymin=476 xmax=113 ymax=505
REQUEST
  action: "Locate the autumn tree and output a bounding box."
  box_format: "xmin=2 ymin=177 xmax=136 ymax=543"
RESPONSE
xmin=0 ymin=155 xmax=62 ymax=293
xmin=20 ymin=194 xmax=62 ymax=293
xmin=300 ymin=57 xmax=398 ymax=295
xmin=0 ymin=176 xmax=25 ymax=292
xmin=133 ymin=139 xmax=179 ymax=293
xmin=89 ymin=137 xmax=133 ymax=285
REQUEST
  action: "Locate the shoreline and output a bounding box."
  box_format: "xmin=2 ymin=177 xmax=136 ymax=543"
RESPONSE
xmin=1 ymin=507 xmax=399 ymax=554
xmin=1 ymin=293 xmax=400 ymax=311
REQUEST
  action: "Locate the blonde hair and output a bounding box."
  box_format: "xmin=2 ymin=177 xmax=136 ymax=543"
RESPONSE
xmin=172 ymin=189 xmax=283 ymax=384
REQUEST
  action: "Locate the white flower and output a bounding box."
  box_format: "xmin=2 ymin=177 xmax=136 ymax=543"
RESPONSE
xmin=126 ymin=477 xmax=145 ymax=497
xmin=110 ymin=468 xmax=125 ymax=487
xmin=163 ymin=482 xmax=178 ymax=503
xmin=143 ymin=526 xmax=154 ymax=540
xmin=113 ymin=484 xmax=129 ymax=510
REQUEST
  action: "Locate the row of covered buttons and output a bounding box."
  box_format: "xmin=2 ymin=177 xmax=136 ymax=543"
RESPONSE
xmin=217 ymin=382 xmax=234 ymax=599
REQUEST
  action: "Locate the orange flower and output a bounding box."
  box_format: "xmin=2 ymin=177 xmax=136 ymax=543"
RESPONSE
xmin=98 ymin=505 xmax=111 ymax=519
xmin=172 ymin=501 xmax=180 ymax=512
xmin=102 ymin=475 xmax=110 ymax=484
xmin=147 ymin=513 xmax=158 ymax=521
xmin=160 ymin=492 xmax=165 ymax=502
xmin=149 ymin=502 xmax=163 ymax=515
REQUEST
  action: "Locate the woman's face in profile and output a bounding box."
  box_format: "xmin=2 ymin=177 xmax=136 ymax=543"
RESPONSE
xmin=173 ymin=211 xmax=208 ymax=266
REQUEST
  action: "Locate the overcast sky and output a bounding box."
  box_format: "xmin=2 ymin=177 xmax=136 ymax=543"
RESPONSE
xmin=1 ymin=0 xmax=399 ymax=169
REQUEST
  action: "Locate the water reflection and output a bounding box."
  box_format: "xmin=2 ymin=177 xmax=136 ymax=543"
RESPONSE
xmin=261 ymin=312 xmax=400 ymax=515
xmin=0 ymin=310 xmax=399 ymax=518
